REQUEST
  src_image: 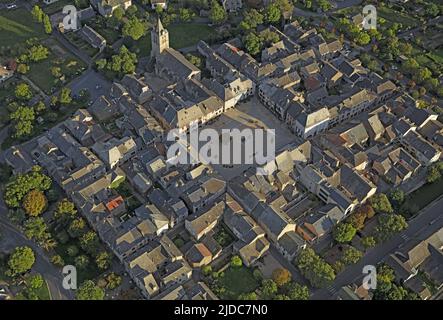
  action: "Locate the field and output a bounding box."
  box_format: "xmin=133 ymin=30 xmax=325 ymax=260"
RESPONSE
xmin=167 ymin=23 xmax=216 ymax=49
xmin=378 ymin=6 xmax=420 ymax=28
xmin=407 ymin=178 xmax=443 ymax=211
xmin=25 ymin=38 xmax=87 ymax=94
xmin=0 ymin=9 xmax=47 ymax=58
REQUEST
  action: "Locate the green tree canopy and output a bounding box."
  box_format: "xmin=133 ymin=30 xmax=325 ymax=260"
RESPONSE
xmin=296 ymin=248 xmax=335 ymax=288
xmin=333 ymin=223 xmax=357 ymax=243
xmin=15 ymin=83 xmax=32 ymax=100
xmin=209 ymin=0 xmax=227 ymax=25
xmin=8 ymin=246 xmax=35 ymax=276
xmin=23 ymin=190 xmax=47 ymax=217
xmin=123 ymin=17 xmax=147 ymax=41
xmin=376 ymin=214 xmax=408 ymax=242
xmin=76 ymin=280 xmax=105 ymax=300
xmin=286 ymin=282 xmax=310 ymax=300
xmin=370 ymin=193 xmax=393 ymax=214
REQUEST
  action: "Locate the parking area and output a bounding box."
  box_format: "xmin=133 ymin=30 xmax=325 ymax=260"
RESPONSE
xmin=206 ymin=96 xmax=299 ymax=180
xmin=69 ymin=69 xmax=112 ymax=104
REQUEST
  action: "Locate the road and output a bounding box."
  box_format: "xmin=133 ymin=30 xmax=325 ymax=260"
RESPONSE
xmin=311 ymin=196 xmax=443 ymax=299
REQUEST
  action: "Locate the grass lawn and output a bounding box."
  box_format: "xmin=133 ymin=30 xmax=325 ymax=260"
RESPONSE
xmin=129 ymin=34 xmax=152 ymax=58
xmin=427 ymin=49 xmax=443 ymax=65
xmin=42 ymin=0 xmax=88 ymax=15
xmin=168 ymin=23 xmax=216 ymax=49
xmin=407 ymin=178 xmax=443 ymax=211
xmin=0 ymin=9 xmax=47 ymax=57
xmin=217 ymin=266 xmax=260 ymax=299
xmin=378 ymin=6 xmax=419 ymax=28
xmin=26 ymin=44 xmax=87 ymax=94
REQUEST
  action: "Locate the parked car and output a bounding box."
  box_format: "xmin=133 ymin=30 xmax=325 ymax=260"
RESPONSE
xmin=6 ymin=3 xmax=17 ymax=10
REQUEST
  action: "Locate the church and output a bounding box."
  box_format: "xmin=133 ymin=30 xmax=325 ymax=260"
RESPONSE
xmin=150 ymin=18 xmax=201 ymax=82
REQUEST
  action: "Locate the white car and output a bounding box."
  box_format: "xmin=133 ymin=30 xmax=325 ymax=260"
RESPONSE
xmin=6 ymin=3 xmax=17 ymax=10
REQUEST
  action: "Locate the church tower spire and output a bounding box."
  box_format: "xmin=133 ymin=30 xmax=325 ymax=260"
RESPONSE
xmin=151 ymin=17 xmax=169 ymax=57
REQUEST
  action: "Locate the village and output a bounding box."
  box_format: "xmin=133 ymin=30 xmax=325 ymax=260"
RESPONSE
xmin=0 ymin=0 xmax=442 ymax=302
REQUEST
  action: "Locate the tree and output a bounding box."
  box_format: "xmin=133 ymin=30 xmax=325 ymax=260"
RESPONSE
xmin=185 ymin=54 xmax=202 ymax=68
xmin=96 ymin=58 xmax=107 ymax=70
xmin=105 ymin=273 xmax=122 ymax=290
xmin=230 ymin=255 xmax=242 ymax=268
xmin=51 ymin=255 xmax=65 ymax=267
xmin=425 ymin=3 xmax=440 ymax=17
xmin=317 ymin=0 xmax=332 ymax=12
xmin=122 ymin=17 xmax=147 ymax=41
xmin=260 ymin=29 xmax=280 ymax=45
xmin=274 ymin=294 xmax=290 ymax=300
xmin=68 ymin=218 xmax=87 ymax=238
xmin=55 ymin=199 xmax=77 ymax=220
xmin=361 ymin=236 xmax=376 ymax=250
xmin=243 ymin=32 xmax=263 ymax=56
xmin=43 ymin=14 xmax=52 ymax=34
xmin=51 ymin=66 xmax=62 ymax=78
xmin=24 ymin=217 xmax=50 ymax=242
xmin=209 ymin=0 xmax=227 ymax=25
xmin=426 ymin=163 xmax=442 ymax=183
xmin=22 ymin=190 xmax=47 ymax=217
xmin=80 ymin=231 xmax=100 ymax=256
xmin=286 ymin=282 xmax=310 ymax=300
xmin=95 ymin=251 xmax=111 ymax=270
xmin=272 ymin=268 xmax=291 ymax=287
xmin=34 ymin=101 xmax=46 ymax=115
xmin=31 ymin=5 xmax=44 ymax=23
xmin=75 ymin=255 xmax=90 ymax=270
xmin=265 ymin=3 xmax=281 ymax=25
xmin=113 ymin=6 xmax=125 ymax=20
xmin=106 ymin=46 xmax=137 ymax=76
xmin=17 ymin=64 xmax=30 ymax=74
xmin=126 ymin=4 xmax=138 ymax=16
xmin=59 ymin=87 xmax=72 ymax=105
xmin=376 ymin=214 xmax=408 ymax=242
xmin=202 ymin=265 xmax=212 ymax=276
xmin=388 ymin=189 xmax=405 ymax=208
xmin=296 ymin=248 xmax=335 ymax=288
xmin=7 ymin=246 xmax=35 ymax=276
xmin=240 ymin=9 xmax=264 ymax=31
xmin=333 ymin=223 xmax=356 ymax=243
xmin=370 ymin=193 xmax=393 ymax=214
xmin=67 ymin=245 xmax=79 ymax=257
xmin=261 ymin=279 xmax=278 ymax=299
xmin=15 ymin=83 xmax=32 ymax=100
xmin=275 ymin=0 xmax=293 ymax=14
xmin=27 ymin=45 xmax=49 ymax=62
xmin=76 ymin=280 xmax=105 ymax=300
xmin=355 ymin=32 xmax=371 ymax=46
xmin=179 ymin=8 xmax=195 ymax=22
xmin=26 ymin=274 xmax=44 ymax=290
xmin=238 ymin=292 xmax=258 ymax=300
xmin=341 ymin=246 xmax=363 ymax=265
xmin=4 ymin=166 xmax=51 ymax=208
xmin=347 ymin=210 xmax=367 ymax=230
xmin=10 ymin=106 xmax=35 ymax=138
